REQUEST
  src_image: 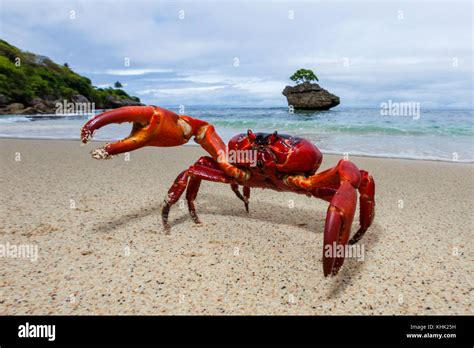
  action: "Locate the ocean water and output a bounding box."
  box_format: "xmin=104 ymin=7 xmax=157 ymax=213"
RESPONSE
xmin=0 ymin=107 xmax=472 ymax=162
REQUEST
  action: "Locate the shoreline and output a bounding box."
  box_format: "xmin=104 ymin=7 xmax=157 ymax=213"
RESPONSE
xmin=0 ymin=105 xmax=471 ymax=111
xmin=0 ymin=136 xmax=472 ymax=164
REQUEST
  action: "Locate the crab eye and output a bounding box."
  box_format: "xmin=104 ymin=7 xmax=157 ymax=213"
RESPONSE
xmin=268 ymin=131 xmax=278 ymax=144
xmin=247 ymin=129 xmax=256 ymax=141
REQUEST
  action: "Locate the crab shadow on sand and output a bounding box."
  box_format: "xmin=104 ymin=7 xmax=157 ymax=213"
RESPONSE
xmin=91 ymin=191 xmax=381 ymax=298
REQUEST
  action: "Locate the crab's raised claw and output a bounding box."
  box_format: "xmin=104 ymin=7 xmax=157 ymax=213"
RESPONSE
xmin=80 ymin=106 xmax=199 ymax=159
xmin=81 ymin=106 xmax=157 ymax=159
xmin=323 ymin=181 xmax=357 ymax=277
xmin=81 ymin=106 xmax=155 ymax=144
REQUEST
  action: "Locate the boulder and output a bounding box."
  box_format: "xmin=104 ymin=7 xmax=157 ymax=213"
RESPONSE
xmin=2 ymin=103 xmax=25 ymax=113
xmin=30 ymin=97 xmax=44 ymax=106
xmin=28 ymin=98 xmax=50 ymax=113
xmin=0 ymin=94 xmax=9 ymax=106
xmin=32 ymin=103 xmax=50 ymax=113
xmin=282 ymin=82 xmax=340 ymax=110
xmin=18 ymin=107 xmax=38 ymax=115
xmin=0 ymin=103 xmax=26 ymax=115
xmin=105 ymin=95 xmax=143 ymax=108
xmin=71 ymin=94 xmax=90 ymax=104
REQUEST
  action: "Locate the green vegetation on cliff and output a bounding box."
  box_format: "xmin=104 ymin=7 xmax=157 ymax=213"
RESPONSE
xmin=0 ymin=40 xmax=140 ymax=109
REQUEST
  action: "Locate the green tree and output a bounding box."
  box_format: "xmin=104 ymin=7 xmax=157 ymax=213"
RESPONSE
xmin=0 ymin=39 xmax=141 ymax=107
xmin=114 ymin=81 xmax=123 ymax=88
xmin=290 ymin=68 xmax=319 ymax=84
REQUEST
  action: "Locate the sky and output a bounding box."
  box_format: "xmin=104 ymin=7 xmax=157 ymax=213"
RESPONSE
xmin=0 ymin=0 xmax=472 ymax=108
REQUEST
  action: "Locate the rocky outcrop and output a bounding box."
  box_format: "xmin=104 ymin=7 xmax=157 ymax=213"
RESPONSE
xmin=0 ymin=94 xmax=143 ymax=115
xmin=1 ymin=103 xmax=26 ymax=113
xmin=282 ymin=82 xmax=340 ymax=110
xmin=0 ymin=39 xmax=143 ymax=115
xmin=0 ymin=100 xmax=52 ymax=115
xmin=105 ymin=95 xmax=143 ymax=108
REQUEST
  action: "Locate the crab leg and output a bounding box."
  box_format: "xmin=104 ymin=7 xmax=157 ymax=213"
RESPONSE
xmin=162 ymin=170 xmax=189 ymax=234
xmin=162 ymin=157 xmax=233 ymax=233
xmin=186 ymin=177 xmax=202 ymax=224
xmin=243 ymin=186 xmax=251 ymax=211
xmin=231 ymin=184 xmax=250 ymax=212
xmin=194 ymin=124 xmax=250 ymax=182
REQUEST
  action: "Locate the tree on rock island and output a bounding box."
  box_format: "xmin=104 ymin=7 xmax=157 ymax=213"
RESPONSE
xmin=290 ymin=69 xmax=319 ymax=85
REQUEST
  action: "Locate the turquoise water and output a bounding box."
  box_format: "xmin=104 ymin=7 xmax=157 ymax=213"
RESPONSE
xmin=0 ymin=107 xmax=472 ymax=162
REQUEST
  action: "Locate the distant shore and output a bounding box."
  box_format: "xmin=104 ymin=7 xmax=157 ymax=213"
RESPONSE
xmin=0 ymin=138 xmax=472 ymax=315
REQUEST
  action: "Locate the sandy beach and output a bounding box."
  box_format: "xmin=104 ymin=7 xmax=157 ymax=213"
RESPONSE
xmin=0 ymin=138 xmax=472 ymax=315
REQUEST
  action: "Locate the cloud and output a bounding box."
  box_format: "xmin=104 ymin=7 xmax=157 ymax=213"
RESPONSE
xmin=234 ymin=80 xmax=285 ymax=95
xmin=138 ymin=85 xmax=226 ymax=97
xmin=1 ymin=0 xmax=472 ymax=108
xmin=99 ymin=68 xmax=174 ymax=76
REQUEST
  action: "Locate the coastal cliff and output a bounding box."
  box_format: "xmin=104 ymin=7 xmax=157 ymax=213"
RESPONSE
xmin=282 ymin=82 xmax=340 ymax=110
xmin=0 ymin=40 xmax=142 ymax=115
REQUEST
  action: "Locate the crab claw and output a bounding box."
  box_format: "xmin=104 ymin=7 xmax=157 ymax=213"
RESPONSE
xmin=81 ymin=106 xmax=155 ymax=144
xmin=350 ymin=170 xmax=375 ymax=245
xmin=323 ymin=181 xmax=357 ymax=276
xmin=80 ymin=106 xmax=195 ymax=159
xmin=80 ymin=106 xmax=156 ymax=159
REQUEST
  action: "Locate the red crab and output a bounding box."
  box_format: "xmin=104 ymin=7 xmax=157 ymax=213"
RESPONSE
xmin=81 ymin=106 xmax=375 ymax=276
